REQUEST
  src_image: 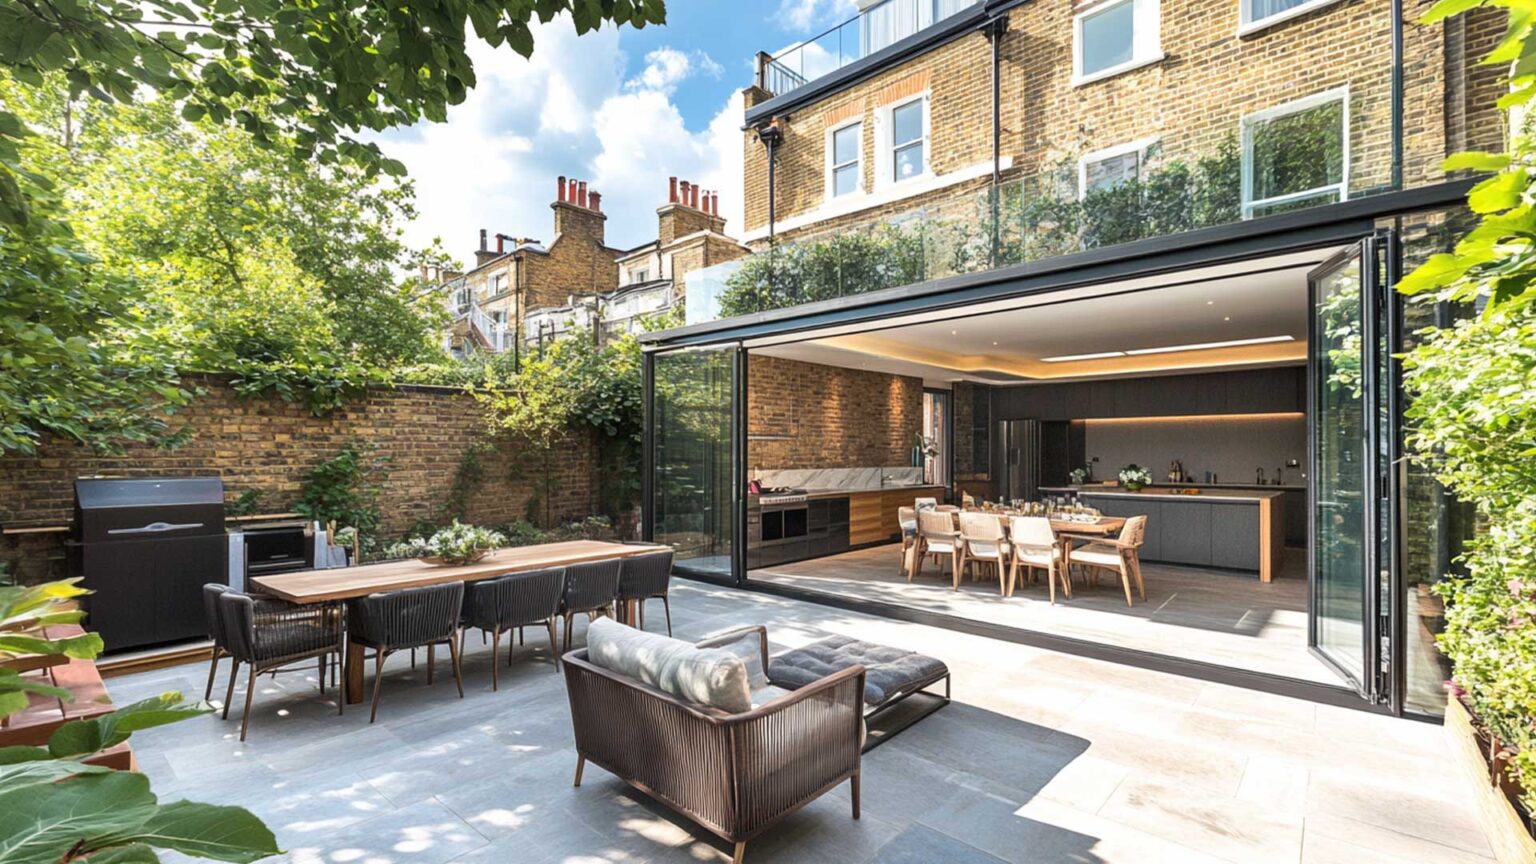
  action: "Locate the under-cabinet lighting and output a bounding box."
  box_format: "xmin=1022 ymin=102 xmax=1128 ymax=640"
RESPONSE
xmin=1124 ymin=335 xmax=1295 ymax=355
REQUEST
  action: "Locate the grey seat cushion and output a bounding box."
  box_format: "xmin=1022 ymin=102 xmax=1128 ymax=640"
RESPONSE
xmin=768 ymin=635 xmax=948 ymax=707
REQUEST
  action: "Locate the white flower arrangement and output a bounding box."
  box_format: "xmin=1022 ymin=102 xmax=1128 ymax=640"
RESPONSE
xmin=1118 ymin=464 xmax=1153 ymax=489
xmin=386 ymin=520 xmax=506 ymax=565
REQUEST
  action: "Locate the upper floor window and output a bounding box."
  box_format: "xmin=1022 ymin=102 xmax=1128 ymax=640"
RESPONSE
xmin=488 ymin=272 xmax=508 ymax=296
xmin=889 ymin=97 xmax=928 ymax=183
xmin=1073 ymin=0 xmax=1161 ymax=85
xmin=631 ymin=268 xmax=649 ymax=284
xmin=1078 ymin=139 xmax=1157 ymax=197
xmin=861 ymin=0 xmax=979 ymax=55
xmin=827 ymin=120 xmax=863 ymax=198
xmin=1240 ymin=0 xmax=1343 ymax=33
xmin=1241 ymin=88 xmax=1348 ymax=218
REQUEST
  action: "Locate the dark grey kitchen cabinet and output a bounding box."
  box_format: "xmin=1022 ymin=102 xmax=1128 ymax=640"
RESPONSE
xmin=1158 ymin=502 xmax=1213 ymax=566
xmin=1209 ymin=502 xmax=1261 ymax=570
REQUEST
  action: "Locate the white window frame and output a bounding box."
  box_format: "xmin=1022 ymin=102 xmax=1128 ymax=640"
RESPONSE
xmin=1072 ymin=0 xmax=1163 ymax=87
xmin=1076 ymin=137 xmax=1159 ymax=199
xmin=1237 ymin=0 xmax=1346 ymax=36
xmin=630 ymin=267 xmax=649 ymax=284
xmin=874 ymin=92 xmax=931 ymax=190
xmin=487 ymin=271 xmax=508 ymax=297
xmin=1240 ymin=87 xmax=1349 ymax=219
xmin=824 ymin=117 xmax=865 ymax=201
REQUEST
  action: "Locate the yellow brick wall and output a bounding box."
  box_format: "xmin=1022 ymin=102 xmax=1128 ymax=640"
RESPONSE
xmin=742 ymin=0 xmax=1504 ymax=243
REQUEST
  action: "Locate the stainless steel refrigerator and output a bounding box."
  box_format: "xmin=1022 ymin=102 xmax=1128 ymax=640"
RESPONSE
xmin=993 ymin=419 xmax=1042 ymax=503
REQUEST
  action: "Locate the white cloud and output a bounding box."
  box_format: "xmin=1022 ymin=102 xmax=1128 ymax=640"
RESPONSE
xmin=776 ymin=0 xmax=859 ymax=31
xmin=625 ymin=48 xmax=723 ymax=94
xmin=376 ymin=19 xmax=746 ymax=266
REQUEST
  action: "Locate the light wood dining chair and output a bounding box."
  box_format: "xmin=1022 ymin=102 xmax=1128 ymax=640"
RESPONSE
xmin=1064 ymin=515 xmax=1148 ymax=607
xmin=897 ymin=506 xmax=919 ymax=578
xmin=913 ymin=509 xmax=963 ymax=588
xmin=957 ymin=512 xmax=1010 ymax=596
xmin=1008 ymin=516 xmax=1067 ymax=603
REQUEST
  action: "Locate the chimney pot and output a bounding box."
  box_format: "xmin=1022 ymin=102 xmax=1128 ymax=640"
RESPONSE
xmin=669 ymin=176 xmax=679 ymax=204
xmin=692 ymin=184 xmax=701 ymax=209
xmin=479 ymin=228 xmax=488 ymax=251
xmin=558 ymin=176 xmax=567 ymax=202
xmin=590 ymin=191 xmax=602 ymax=212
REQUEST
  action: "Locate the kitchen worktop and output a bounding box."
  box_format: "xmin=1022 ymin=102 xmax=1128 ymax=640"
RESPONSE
xmin=1042 ymin=485 xmax=1289 ymax=502
xmin=801 ymin=484 xmax=944 ymax=499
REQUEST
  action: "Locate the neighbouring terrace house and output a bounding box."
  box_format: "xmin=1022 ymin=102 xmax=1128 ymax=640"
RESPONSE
xmin=642 ymin=0 xmax=1505 ymax=721
xmin=442 ymin=176 xmax=623 ymax=357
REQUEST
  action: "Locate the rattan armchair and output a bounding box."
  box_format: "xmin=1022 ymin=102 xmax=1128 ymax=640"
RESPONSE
xmin=347 ymin=581 xmax=466 ymax=722
xmin=461 ymin=567 xmax=566 ymax=688
xmin=563 ymin=625 xmax=864 ymax=864
xmin=217 ymin=590 xmax=345 ymax=741
xmin=559 ymin=558 xmax=622 ymax=653
xmin=616 ymin=550 xmax=675 ymax=636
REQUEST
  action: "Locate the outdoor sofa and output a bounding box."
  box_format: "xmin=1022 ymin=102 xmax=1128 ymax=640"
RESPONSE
xmin=562 ymin=619 xmax=865 ymax=864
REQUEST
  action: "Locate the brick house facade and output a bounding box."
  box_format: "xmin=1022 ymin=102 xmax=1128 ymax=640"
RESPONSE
xmin=738 ymin=0 xmax=1504 ymax=249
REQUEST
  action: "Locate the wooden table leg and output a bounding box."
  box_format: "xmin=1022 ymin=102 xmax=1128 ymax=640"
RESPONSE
xmin=616 ymin=599 xmax=639 ymax=626
xmin=345 ymin=636 xmax=366 ymax=705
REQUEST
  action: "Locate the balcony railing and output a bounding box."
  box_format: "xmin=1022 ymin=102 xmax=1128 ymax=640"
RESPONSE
xmin=758 ymin=0 xmax=980 ymax=97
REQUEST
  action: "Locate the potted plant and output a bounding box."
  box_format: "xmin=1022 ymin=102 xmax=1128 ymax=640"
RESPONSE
xmin=1118 ymin=464 xmax=1152 ymax=492
xmin=386 ymin=520 xmax=506 ymax=565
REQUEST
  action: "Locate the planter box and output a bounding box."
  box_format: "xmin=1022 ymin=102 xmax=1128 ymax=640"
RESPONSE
xmin=1446 ymin=696 xmax=1536 ymax=864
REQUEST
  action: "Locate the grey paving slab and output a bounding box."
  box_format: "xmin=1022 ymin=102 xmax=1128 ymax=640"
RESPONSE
xmin=102 ymin=581 xmax=1492 ymax=864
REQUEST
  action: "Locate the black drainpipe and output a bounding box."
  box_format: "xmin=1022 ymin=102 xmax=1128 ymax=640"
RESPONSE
xmin=1390 ymin=0 xmax=1403 ymax=191
xmin=984 ymin=13 xmax=1010 ymax=266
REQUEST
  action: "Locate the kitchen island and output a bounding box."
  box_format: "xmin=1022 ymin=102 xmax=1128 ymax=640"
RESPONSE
xmin=1043 ymin=486 xmax=1285 ymax=582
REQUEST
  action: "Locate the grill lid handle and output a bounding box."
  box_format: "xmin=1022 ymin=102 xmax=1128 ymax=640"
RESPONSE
xmin=106 ymin=521 xmax=205 ymax=535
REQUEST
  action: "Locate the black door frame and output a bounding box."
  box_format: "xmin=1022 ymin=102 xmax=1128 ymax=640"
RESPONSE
xmin=1303 ymin=232 xmax=1400 ymax=705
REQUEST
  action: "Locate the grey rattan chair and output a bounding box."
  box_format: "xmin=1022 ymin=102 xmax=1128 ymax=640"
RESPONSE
xmin=616 ymin=551 xmax=675 ymax=636
xmin=201 ymin=584 xmax=232 ymax=702
xmin=347 ymin=581 xmax=466 ymax=723
xmin=559 ymin=559 xmax=622 ymax=653
xmin=217 ymin=590 xmax=345 ymax=741
xmin=461 ymin=567 xmax=566 ymax=689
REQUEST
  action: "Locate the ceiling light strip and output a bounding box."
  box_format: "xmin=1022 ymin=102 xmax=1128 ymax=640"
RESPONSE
xmin=1123 ymin=335 xmax=1295 ymax=356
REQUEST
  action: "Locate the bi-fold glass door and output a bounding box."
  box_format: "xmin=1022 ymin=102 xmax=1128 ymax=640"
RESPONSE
xmin=1307 ymin=236 xmax=1396 ymax=703
xmin=647 ymin=345 xmax=741 ymax=579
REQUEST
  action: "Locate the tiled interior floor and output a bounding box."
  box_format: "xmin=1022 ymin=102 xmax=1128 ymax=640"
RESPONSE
xmin=111 ymin=581 xmax=1490 ymax=864
xmin=751 ymin=543 xmax=1340 ymax=684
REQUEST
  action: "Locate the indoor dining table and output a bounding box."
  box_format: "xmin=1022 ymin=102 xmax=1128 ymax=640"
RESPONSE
xmin=904 ymin=510 xmax=1128 ymax=592
xmin=253 ymin=540 xmax=662 ymax=704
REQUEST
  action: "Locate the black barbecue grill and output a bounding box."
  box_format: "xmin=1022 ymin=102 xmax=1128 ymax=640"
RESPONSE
xmin=70 ymin=477 xmax=228 ymax=652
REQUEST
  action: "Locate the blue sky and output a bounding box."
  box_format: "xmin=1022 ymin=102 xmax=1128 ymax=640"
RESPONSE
xmin=382 ymin=0 xmax=858 ymax=263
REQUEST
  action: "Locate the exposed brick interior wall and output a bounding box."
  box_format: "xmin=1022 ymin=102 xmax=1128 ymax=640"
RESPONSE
xmin=0 ymin=375 xmax=599 ymax=584
xmin=741 ymin=0 xmax=1504 ymax=241
xmin=747 ymin=355 xmax=923 ymax=471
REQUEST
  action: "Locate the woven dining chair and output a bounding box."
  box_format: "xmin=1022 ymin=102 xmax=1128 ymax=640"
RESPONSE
xmin=913 ymin=509 xmax=964 ymax=588
xmin=461 ymin=568 xmax=565 ymax=689
xmin=559 ymin=558 xmax=623 ymax=653
xmin=201 ymin=584 xmax=233 ymax=702
xmin=348 ymin=581 xmax=466 ymax=723
xmin=957 ymin=512 xmax=1010 ymax=596
xmin=1064 ymin=515 xmax=1149 ymax=607
xmin=217 ymin=590 xmax=345 ymax=741
xmin=616 ymin=550 xmax=676 ymax=636
xmin=1008 ymin=516 xmax=1067 ymax=603
xmin=897 ymin=506 xmax=919 ymax=578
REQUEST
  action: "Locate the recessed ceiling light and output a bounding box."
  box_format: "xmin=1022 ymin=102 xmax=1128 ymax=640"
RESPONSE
xmin=1040 ymin=351 xmax=1127 ymax=363
xmin=992 ymin=341 xmax=998 ymax=346
xmin=1125 ymin=335 xmax=1294 ymax=356
xmin=1206 ymin=300 xmax=1214 ymax=305
xmin=1224 ymin=316 xmax=1231 ymax=322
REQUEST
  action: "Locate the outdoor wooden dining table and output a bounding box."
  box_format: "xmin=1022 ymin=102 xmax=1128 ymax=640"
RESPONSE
xmin=252 ymin=540 xmax=662 ymax=704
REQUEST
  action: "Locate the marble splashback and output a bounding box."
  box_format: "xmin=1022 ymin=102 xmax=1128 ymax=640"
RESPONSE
xmin=758 ymin=466 xmax=924 ymax=491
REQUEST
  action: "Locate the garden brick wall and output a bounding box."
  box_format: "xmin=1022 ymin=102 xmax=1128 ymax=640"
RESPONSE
xmin=747 ymin=355 xmax=924 ymax=471
xmin=741 ymin=0 xmax=1505 ymax=244
xmin=0 ymin=375 xmax=600 ymax=585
